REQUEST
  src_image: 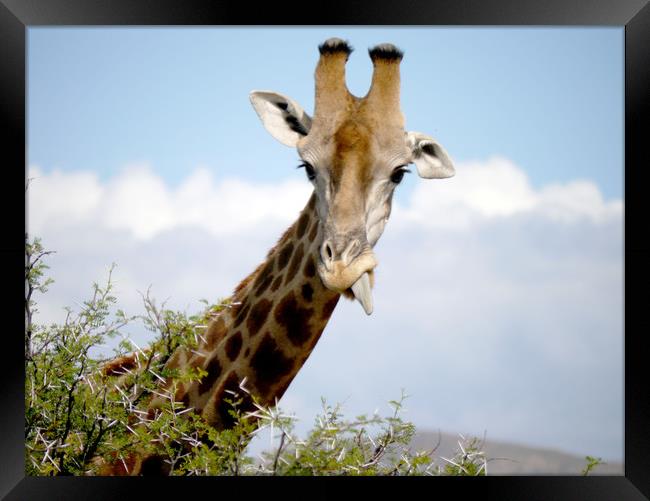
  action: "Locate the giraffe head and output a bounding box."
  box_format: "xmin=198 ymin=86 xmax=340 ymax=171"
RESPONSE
xmin=250 ymin=38 xmax=455 ymax=315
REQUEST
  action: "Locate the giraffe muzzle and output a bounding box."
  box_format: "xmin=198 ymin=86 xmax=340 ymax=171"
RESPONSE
xmin=320 ymin=238 xmax=364 ymax=270
xmin=317 ymin=237 xmax=377 ymax=315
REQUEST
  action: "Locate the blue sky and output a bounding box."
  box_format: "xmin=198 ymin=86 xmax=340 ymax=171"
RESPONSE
xmin=28 ymin=27 xmax=623 ymax=200
xmin=27 ymin=27 xmax=623 ymax=466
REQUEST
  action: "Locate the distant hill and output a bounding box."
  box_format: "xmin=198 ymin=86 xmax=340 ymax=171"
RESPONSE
xmin=410 ymin=431 xmax=623 ymax=475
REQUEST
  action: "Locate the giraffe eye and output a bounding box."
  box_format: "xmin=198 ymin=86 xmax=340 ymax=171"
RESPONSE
xmin=299 ymin=162 xmax=317 ymax=181
xmin=390 ymin=166 xmax=410 ymax=184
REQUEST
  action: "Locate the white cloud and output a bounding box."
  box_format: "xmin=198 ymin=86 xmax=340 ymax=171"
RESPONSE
xmin=536 ymin=179 xmax=623 ymax=223
xmin=29 ymin=163 xmax=312 ymax=241
xmin=395 ymin=156 xmax=622 ymax=230
xmin=28 ymin=166 xmax=104 ymax=229
xmin=100 ymin=163 xmax=177 ymax=239
xmin=29 ymin=157 xmax=622 ymax=241
xmin=26 ymin=159 xmax=623 ymax=462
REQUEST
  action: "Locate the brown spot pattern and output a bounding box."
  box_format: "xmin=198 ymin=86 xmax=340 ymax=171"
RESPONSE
xmin=246 ymin=298 xmax=272 ymax=337
xmin=140 ymin=454 xmax=171 ymax=476
xmin=199 ymin=355 xmax=223 ymax=394
xmin=225 ymin=331 xmax=243 ymax=361
xmin=302 ymin=283 xmax=314 ymax=302
xmin=296 ymin=212 xmax=310 ymax=238
xmin=254 ymin=273 xmax=274 ymax=297
xmin=102 ymin=353 xmax=140 ymax=377
xmin=278 ymin=242 xmax=294 ymax=269
xmin=284 ymin=243 xmax=305 ymax=285
xmin=253 ymin=257 xmax=275 ymax=296
xmin=206 ymin=318 xmax=227 ymax=350
xmin=173 ymin=384 xmax=187 ymax=404
xmin=250 ymin=333 xmax=294 ymax=394
xmin=189 ymin=353 xmax=206 ymax=367
xmin=275 ymin=225 xmax=294 ymax=249
xmin=274 ymin=292 xmax=314 ymax=347
xmin=308 ymin=220 xmax=319 ymax=241
xmin=274 ymin=378 xmax=293 ymax=400
xmin=164 ymin=351 xmax=182 ymax=371
xmin=102 ymin=451 xmax=140 ymax=476
xmin=233 ymin=303 xmax=250 ymax=329
xmin=270 ymin=275 xmax=283 ymax=292
xmin=321 ymin=295 xmax=340 ymax=320
xmin=233 ymin=273 xmax=254 ymax=298
xmin=214 ymin=372 xmax=253 ymax=428
xmin=303 ymin=256 xmax=316 ymax=278
xmin=306 ymin=328 xmax=324 ymax=351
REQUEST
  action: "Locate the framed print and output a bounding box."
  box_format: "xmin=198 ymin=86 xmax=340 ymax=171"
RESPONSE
xmin=2 ymin=0 xmax=648 ymax=499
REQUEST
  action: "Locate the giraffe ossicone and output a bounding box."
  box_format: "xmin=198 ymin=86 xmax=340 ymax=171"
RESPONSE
xmin=98 ymin=38 xmax=454 ymax=475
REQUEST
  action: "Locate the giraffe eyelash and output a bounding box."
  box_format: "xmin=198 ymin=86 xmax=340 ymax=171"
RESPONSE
xmin=390 ymin=165 xmax=411 ymax=184
xmin=297 ymin=161 xmax=317 ymax=181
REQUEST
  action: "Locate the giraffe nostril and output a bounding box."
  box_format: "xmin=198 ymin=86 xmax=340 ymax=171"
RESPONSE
xmin=321 ymin=240 xmax=334 ymax=269
xmin=324 ymin=242 xmax=333 ymax=259
xmin=341 ymin=239 xmax=361 ymax=267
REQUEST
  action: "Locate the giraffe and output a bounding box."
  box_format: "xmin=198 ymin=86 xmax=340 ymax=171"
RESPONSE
xmin=99 ymin=38 xmax=455 ymax=475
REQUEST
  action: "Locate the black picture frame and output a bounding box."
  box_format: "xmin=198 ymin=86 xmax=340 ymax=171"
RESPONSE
xmin=2 ymin=1 xmax=648 ymax=499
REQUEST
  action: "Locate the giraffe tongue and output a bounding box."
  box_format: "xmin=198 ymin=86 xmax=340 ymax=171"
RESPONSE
xmin=351 ymin=272 xmax=373 ymax=315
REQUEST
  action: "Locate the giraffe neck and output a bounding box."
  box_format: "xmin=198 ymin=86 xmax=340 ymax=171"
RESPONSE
xmin=151 ymin=192 xmax=340 ymax=428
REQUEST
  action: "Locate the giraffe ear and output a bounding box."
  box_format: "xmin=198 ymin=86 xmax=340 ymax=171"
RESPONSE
xmin=406 ymin=131 xmax=455 ymax=179
xmin=249 ymin=91 xmax=312 ymax=147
